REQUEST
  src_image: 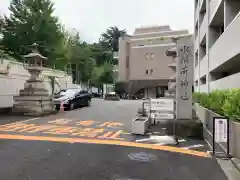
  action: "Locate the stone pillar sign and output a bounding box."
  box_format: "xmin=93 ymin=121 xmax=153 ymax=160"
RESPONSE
xmin=176 ymin=36 xmax=193 ymax=119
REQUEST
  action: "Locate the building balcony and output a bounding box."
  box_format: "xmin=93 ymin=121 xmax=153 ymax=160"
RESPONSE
xmin=194 ymin=65 xmax=199 ymax=81
xmin=209 ymin=12 xmax=240 ymax=72
xmin=195 ymin=2 xmax=199 ymax=24
xmin=199 ymin=55 xmax=208 ymax=78
xmin=210 ymin=72 xmax=240 ymax=91
xmin=209 ymin=0 xmax=223 ymax=23
xmin=194 ymin=35 xmax=199 ymax=53
xmin=199 ymin=13 xmax=207 ymax=43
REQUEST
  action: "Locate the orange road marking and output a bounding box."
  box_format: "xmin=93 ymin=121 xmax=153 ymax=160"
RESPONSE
xmin=19 ymin=125 xmax=57 ymax=133
xmin=108 ymin=130 xmax=124 ymax=140
xmin=99 ymin=122 xmax=123 ymax=128
xmin=0 ymin=134 xmax=210 ymax=158
xmin=98 ymin=130 xmax=125 ymax=140
xmin=1 ymin=118 xmax=40 ymax=126
xmin=76 ymin=120 xmax=95 ymax=126
xmin=0 ymin=123 xmax=36 ymax=132
xmin=98 ymin=132 xmax=113 ymax=139
xmin=44 ymin=127 xmax=79 ymax=135
xmin=48 ymin=119 xmax=72 ymax=125
xmin=71 ymin=128 xmax=105 ymax=138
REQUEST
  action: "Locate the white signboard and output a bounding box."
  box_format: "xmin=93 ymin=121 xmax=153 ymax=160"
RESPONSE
xmin=150 ymin=98 xmax=174 ymax=112
xmin=142 ymin=100 xmax=150 ymax=110
xmin=152 ymin=112 xmax=174 ymax=120
xmin=214 ymin=118 xmax=228 ymax=143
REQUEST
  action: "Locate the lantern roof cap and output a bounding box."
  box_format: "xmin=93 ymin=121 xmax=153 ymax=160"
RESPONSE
xmin=24 ymin=52 xmax=47 ymax=59
xmin=23 ymin=43 xmax=47 ymax=60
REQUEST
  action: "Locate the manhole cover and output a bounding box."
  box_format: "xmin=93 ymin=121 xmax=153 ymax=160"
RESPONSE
xmin=128 ymin=152 xmax=156 ymax=162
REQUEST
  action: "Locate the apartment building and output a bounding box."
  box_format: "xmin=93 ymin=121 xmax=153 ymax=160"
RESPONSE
xmin=194 ymin=0 xmax=240 ymax=93
xmin=118 ymin=25 xmax=189 ymax=98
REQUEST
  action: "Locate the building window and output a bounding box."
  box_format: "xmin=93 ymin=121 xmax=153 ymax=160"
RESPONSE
xmin=145 ymin=53 xmax=150 ymax=60
xmin=145 ymin=53 xmax=154 ymax=60
xmin=150 ymin=53 xmax=154 ymax=60
xmin=145 ymin=69 xmax=153 ymax=75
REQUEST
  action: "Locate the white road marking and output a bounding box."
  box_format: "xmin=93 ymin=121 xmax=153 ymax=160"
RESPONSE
xmin=178 ymin=139 xmax=186 ymax=143
xmin=135 ymin=135 xmax=177 ymax=145
xmin=5 ymin=117 xmax=40 ymax=125
xmin=182 ymin=144 xmax=204 ymax=149
xmin=136 ymin=138 xmax=151 ymax=142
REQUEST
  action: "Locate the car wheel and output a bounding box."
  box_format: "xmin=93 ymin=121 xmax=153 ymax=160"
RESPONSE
xmin=86 ymin=99 xmax=91 ymax=106
xmin=70 ymin=102 xmax=75 ymax=110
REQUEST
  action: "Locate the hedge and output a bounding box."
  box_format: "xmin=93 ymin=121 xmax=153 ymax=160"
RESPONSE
xmin=193 ymin=89 xmax=240 ymax=121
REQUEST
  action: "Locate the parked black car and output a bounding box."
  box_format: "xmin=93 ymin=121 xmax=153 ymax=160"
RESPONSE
xmin=104 ymin=92 xmax=120 ymax=101
xmin=92 ymin=92 xmax=101 ymax=98
xmin=54 ymin=88 xmax=92 ymax=111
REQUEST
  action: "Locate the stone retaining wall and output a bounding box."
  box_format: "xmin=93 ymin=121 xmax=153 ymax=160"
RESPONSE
xmin=194 ymin=103 xmax=240 ymax=159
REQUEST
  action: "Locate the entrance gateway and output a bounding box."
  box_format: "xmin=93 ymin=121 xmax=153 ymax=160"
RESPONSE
xmin=132 ymin=35 xmax=195 ymax=145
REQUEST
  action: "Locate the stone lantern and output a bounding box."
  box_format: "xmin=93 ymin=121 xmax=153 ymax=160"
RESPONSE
xmin=13 ymin=43 xmax=55 ymax=116
xmin=23 ymin=43 xmax=45 ymax=79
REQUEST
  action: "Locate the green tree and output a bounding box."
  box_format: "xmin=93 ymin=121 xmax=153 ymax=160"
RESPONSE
xmin=114 ymin=82 xmax=126 ymax=95
xmin=90 ymin=62 xmax=114 ymax=88
xmin=99 ymin=26 xmax=126 ymax=52
xmin=1 ymin=0 xmax=64 ymax=65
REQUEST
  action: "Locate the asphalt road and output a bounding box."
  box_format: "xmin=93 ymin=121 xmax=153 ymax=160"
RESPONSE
xmin=0 ymin=99 xmax=227 ymax=180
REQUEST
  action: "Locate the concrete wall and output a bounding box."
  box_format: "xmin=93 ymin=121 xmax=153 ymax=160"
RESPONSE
xmin=133 ymin=25 xmax=171 ymax=35
xmin=0 ymin=59 xmax=76 ymax=108
xmin=195 ymin=103 xmax=240 ymax=159
xmin=132 ymin=29 xmax=189 ymax=39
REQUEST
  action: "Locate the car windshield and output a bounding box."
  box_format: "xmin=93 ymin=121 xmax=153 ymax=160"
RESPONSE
xmin=57 ymin=89 xmax=80 ymax=97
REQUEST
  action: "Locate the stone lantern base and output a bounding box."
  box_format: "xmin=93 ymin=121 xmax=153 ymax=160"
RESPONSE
xmin=13 ymin=79 xmax=55 ymax=116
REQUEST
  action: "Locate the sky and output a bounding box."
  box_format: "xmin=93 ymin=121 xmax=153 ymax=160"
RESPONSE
xmin=0 ymin=0 xmax=194 ymax=43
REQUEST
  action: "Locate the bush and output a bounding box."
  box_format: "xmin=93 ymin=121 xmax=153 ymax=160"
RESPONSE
xmin=193 ymin=92 xmax=210 ymax=109
xmin=192 ymin=92 xmax=201 ymax=103
xmin=208 ymin=90 xmax=228 ymax=115
xmin=222 ymin=89 xmax=240 ymax=120
xmin=193 ymin=89 xmax=240 ymax=121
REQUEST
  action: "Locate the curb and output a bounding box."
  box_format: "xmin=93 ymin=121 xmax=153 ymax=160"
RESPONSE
xmin=217 ymin=158 xmax=240 ymax=180
xmin=231 ymin=158 xmax=240 ymax=172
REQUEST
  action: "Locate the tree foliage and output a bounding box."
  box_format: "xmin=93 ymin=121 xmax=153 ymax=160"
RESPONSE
xmin=1 ymin=0 xmax=63 ymax=62
xmin=99 ymin=26 xmax=126 ymax=52
xmin=1 ymin=0 xmax=126 ymax=87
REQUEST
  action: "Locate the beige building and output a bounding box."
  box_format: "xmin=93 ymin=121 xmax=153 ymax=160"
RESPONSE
xmin=117 ymin=25 xmax=189 ymax=98
xmin=194 ymin=0 xmax=240 ymax=93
